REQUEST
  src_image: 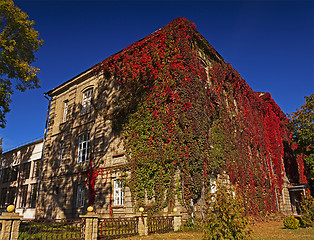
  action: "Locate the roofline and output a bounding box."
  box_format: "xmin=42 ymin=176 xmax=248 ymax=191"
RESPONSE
xmin=2 ymin=138 xmax=44 ymax=155
xmin=45 ymin=33 xmax=155 ymax=97
xmin=45 ymin=17 xmax=225 ymax=97
xmin=45 ymin=67 xmax=94 ymax=97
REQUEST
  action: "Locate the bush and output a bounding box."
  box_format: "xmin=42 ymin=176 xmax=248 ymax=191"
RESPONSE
xmin=181 ymin=217 xmax=203 ymax=232
xmin=203 ymin=183 xmax=252 ymax=240
xmin=283 ymin=216 xmax=300 ymax=229
xmin=300 ymin=194 xmax=314 ymax=227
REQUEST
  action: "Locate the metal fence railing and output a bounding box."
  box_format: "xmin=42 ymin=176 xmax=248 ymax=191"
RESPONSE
xmin=18 ymin=218 xmax=85 ymax=240
xmin=98 ymin=217 xmax=138 ymax=239
xmin=148 ymin=216 xmax=174 ymax=234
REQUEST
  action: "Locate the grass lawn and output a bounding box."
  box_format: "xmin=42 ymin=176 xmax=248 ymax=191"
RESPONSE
xmin=120 ymin=221 xmax=314 ymax=240
xmin=251 ymin=221 xmax=314 ymax=240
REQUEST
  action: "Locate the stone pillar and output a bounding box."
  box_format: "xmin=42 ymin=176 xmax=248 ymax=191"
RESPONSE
xmin=0 ymin=207 xmax=22 ymax=240
xmin=137 ymin=214 xmax=148 ymax=236
xmin=80 ymin=212 xmax=99 ymax=240
xmin=173 ymin=214 xmax=182 ymax=231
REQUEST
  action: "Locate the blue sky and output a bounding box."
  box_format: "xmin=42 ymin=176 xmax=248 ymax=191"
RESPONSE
xmin=0 ymin=0 xmax=313 ymax=152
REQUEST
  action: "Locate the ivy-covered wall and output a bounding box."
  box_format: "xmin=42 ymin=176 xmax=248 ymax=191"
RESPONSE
xmin=92 ymin=17 xmax=306 ymax=215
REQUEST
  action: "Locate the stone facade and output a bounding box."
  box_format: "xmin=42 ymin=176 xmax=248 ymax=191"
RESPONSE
xmin=0 ymin=139 xmax=42 ymax=219
xmin=37 ymin=70 xmax=136 ymax=219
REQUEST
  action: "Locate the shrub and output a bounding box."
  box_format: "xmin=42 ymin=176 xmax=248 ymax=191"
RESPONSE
xmin=300 ymin=194 xmax=314 ymax=227
xmin=181 ymin=217 xmax=203 ymax=232
xmin=283 ymin=216 xmax=300 ymax=229
xmin=203 ymin=183 xmax=252 ymax=240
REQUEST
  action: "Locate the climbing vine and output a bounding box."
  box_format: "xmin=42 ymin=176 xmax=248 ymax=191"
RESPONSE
xmin=92 ymin=18 xmax=306 ymax=215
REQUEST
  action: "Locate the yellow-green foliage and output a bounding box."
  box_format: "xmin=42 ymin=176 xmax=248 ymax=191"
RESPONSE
xmin=300 ymin=194 xmax=314 ymax=227
xmin=283 ymin=216 xmax=300 ymax=229
xmin=203 ymin=184 xmax=252 ymax=240
xmin=0 ymin=0 xmax=43 ymax=127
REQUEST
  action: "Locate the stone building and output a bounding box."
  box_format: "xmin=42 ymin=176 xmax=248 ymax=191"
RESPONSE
xmin=0 ymin=139 xmax=42 ymax=219
xmin=37 ymin=18 xmax=307 ymax=219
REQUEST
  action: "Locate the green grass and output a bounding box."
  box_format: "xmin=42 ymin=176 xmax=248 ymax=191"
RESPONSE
xmin=251 ymin=221 xmax=314 ymax=240
xmin=120 ymin=221 xmax=314 ymax=240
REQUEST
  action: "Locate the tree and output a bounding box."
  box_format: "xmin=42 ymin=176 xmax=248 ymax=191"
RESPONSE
xmin=203 ymin=182 xmax=252 ymax=240
xmin=0 ymin=0 xmax=43 ymax=128
xmin=289 ymin=94 xmax=314 ymax=190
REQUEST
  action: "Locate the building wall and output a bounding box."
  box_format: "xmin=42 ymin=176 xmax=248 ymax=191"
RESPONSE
xmin=38 ymin=70 xmax=139 ymax=219
xmin=0 ymin=140 xmax=43 ymax=219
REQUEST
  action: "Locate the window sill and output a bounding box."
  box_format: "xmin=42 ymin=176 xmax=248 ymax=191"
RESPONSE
xmin=112 ymin=152 xmax=125 ymax=158
xmin=112 ymin=205 xmax=124 ymax=209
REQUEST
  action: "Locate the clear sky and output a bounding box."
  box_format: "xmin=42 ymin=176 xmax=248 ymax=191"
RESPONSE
xmin=0 ymin=0 xmax=313 ymax=152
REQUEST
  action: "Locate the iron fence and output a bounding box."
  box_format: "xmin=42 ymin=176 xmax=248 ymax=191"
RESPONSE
xmin=18 ymin=218 xmax=85 ymax=240
xmin=98 ymin=217 xmax=138 ymax=239
xmin=148 ymin=216 xmax=174 ymax=234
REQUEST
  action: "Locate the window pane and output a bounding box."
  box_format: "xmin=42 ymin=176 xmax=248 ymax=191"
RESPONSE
xmin=78 ymin=133 xmax=89 ymax=162
xmin=81 ymin=89 xmax=93 ymax=115
xmin=23 ymin=163 xmax=31 ymax=179
xmin=29 ymin=184 xmax=37 ymax=208
xmin=11 ymin=166 xmax=18 ymax=181
xmin=63 ymin=101 xmax=68 ymax=122
xmin=76 ymin=185 xmax=85 ymax=208
xmin=0 ymin=188 xmax=7 ymax=207
xmin=2 ymin=168 xmax=10 ymax=183
xmin=20 ymin=185 xmax=28 ymax=208
xmin=8 ymin=187 xmax=16 ymax=205
xmin=33 ymin=161 xmax=41 ymax=178
xmin=113 ymin=180 xmax=124 ymax=206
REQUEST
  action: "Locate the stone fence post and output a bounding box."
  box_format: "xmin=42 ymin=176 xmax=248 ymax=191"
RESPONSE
xmin=0 ymin=205 xmax=22 ymax=240
xmin=137 ymin=214 xmax=148 ymax=236
xmin=80 ymin=207 xmax=99 ymax=240
xmin=172 ymin=213 xmax=182 ymax=231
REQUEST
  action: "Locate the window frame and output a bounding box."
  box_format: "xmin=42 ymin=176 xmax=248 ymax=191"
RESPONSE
xmin=0 ymin=188 xmax=7 ymax=207
xmin=8 ymin=187 xmax=16 ymax=205
xmin=113 ymin=179 xmax=124 ymax=206
xmin=11 ymin=166 xmax=19 ymax=182
xmin=2 ymin=167 xmax=10 ymax=183
xmin=32 ymin=160 xmax=40 ymax=178
xmin=81 ymin=88 xmax=93 ymax=115
xmin=76 ymin=185 xmax=85 ymax=208
xmin=23 ymin=162 xmax=31 ymax=179
xmin=58 ymin=142 xmax=64 ymax=166
xmin=78 ymin=133 xmax=89 ymax=163
xmin=20 ymin=185 xmax=28 ymax=208
xmin=62 ymin=100 xmax=68 ymax=123
xmin=29 ymin=184 xmax=37 ymax=208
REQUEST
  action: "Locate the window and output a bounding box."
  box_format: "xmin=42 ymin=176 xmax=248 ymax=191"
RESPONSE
xmin=32 ymin=160 xmax=41 ymax=178
xmin=81 ymin=88 xmax=93 ymax=115
xmin=0 ymin=188 xmax=7 ymax=207
xmin=2 ymin=168 xmax=10 ymax=183
xmin=11 ymin=166 xmax=19 ymax=181
xmin=29 ymin=184 xmax=37 ymax=208
xmin=58 ymin=142 xmax=64 ymax=166
xmin=20 ymin=185 xmax=28 ymax=208
xmin=62 ymin=101 xmax=68 ymax=122
xmin=78 ymin=133 xmax=89 ymax=163
xmin=8 ymin=187 xmax=16 ymax=205
xmin=23 ymin=162 xmax=31 ymax=179
xmin=76 ymin=185 xmax=85 ymax=208
xmin=113 ymin=180 xmax=124 ymax=206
